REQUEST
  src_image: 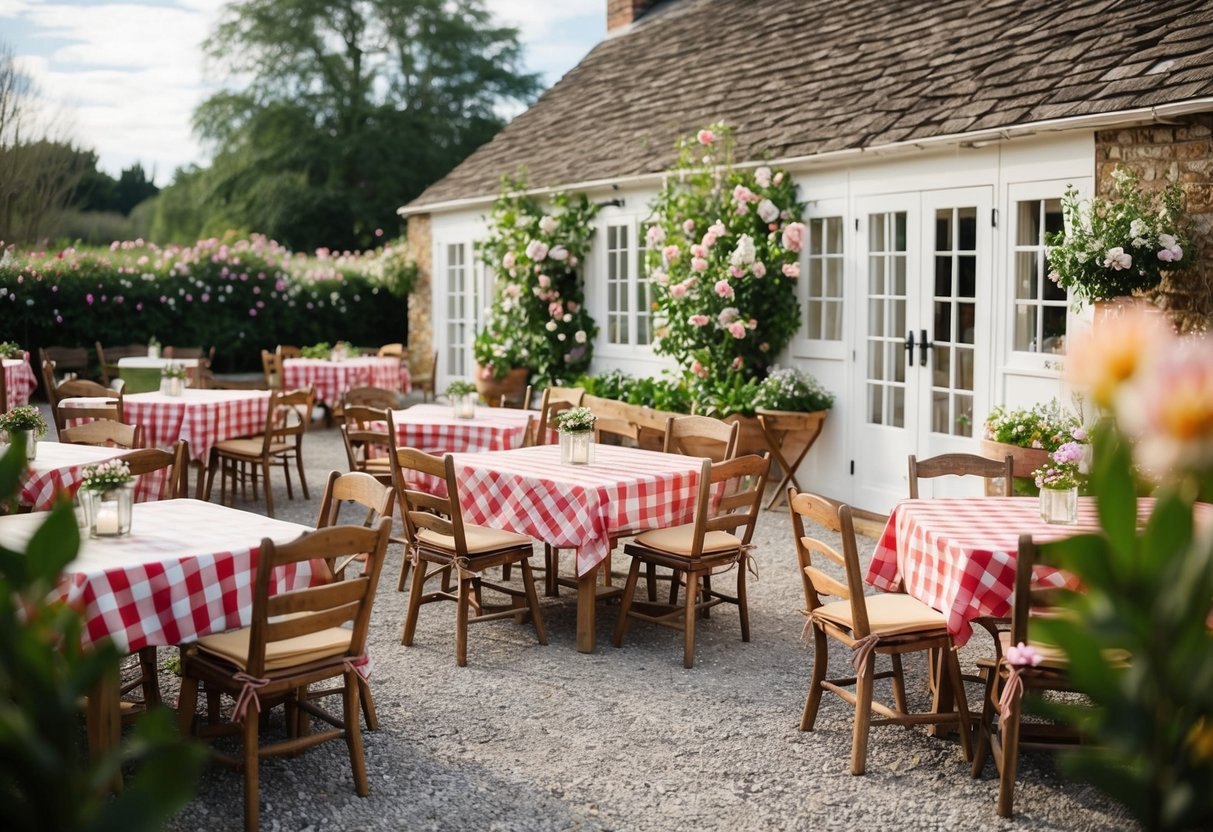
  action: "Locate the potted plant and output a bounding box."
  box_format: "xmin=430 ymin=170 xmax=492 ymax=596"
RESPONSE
xmin=300 ymin=342 xmax=332 ymax=359
xmin=472 ymin=328 xmax=531 ymax=401
xmin=445 ymin=380 xmax=478 ymax=419
xmin=1046 ymin=165 xmax=1193 ymax=309
xmin=554 ymin=405 xmax=596 ymax=465
xmin=981 ymin=400 xmax=1086 ymax=481
xmin=0 ymin=340 xmax=23 ymax=360
xmin=161 ymin=362 xmax=189 ymax=396
xmin=1033 ymin=441 xmax=1084 ymax=524
xmin=751 ymin=367 xmax=835 ymax=502
xmin=0 ymin=404 xmax=48 ymax=460
xmin=77 ymin=458 xmax=135 ymax=537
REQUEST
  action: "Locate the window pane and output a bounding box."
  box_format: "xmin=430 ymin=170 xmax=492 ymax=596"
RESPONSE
xmin=826 ymin=217 xmax=844 ymax=253
xmin=935 ymin=210 xmax=951 ymax=252
xmin=932 ymin=390 xmax=950 ymax=433
xmin=934 ymin=256 xmax=952 ymax=297
xmin=1016 ymin=252 xmax=1039 ymax=300
xmin=1017 ymin=200 xmax=1041 ymax=246
xmin=825 ymin=301 xmax=842 ymax=340
xmin=1042 ymin=306 xmax=1067 ymax=353
xmin=958 ymin=255 xmax=976 ymax=299
xmin=891 ymin=386 xmax=905 ymax=428
xmin=933 ymin=344 xmax=950 ymax=387
xmin=1014 ymin=303 xmax=1037 ymax=352
xmin=958 ymin=302 xmax=975 ymax=345
xmin=957 ymin=207 xmax=977 ymax=250
xmin=934 ymin=300 xmax=951 ymax=343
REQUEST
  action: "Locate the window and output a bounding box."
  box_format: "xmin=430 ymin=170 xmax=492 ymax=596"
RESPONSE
xmin=806 ymin=216 xmax=844 ymax=341
xmin=866 ymin=211 xmax=907 ymax=428
xmin=445 ymin=243 xmax=470 ymax=376
xmin=1012 ymin=198 xmax=1066 ymax=354
xmin=603 ymin=221 xmax=651 ymax=347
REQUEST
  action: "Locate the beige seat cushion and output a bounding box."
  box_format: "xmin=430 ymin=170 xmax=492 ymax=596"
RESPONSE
xmin=417 ymin=523 xmax=531 ymax=555
xmin=195 ymin=617 xmax=352 ymax=672
xmin=812 ymin=592 xmax=947 ymax=638
xmin=214 ymin=437 xmax=292 ymax=457
xmin=362 ymin=457 xmax=393 ymax=472
xmin=632 ymin=525 xmax=741 ymax=557
xmin=997 ymin=630 xmax=1129 ymax=669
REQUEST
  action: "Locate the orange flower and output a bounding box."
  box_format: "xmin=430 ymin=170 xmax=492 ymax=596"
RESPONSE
xmin=1066 ymin=302 xmax=1174 ymax=409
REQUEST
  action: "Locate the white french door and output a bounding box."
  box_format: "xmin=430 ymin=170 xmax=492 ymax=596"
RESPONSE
xmin=852 ymin=187 xmax=993 ymax=510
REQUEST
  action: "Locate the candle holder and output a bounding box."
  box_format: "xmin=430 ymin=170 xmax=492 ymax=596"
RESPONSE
xmin=452 ymin=393 xmax=476 ymax=420
xmin=80 ymin=483 xmax=134 ymax=537
xmin=1039 ymin=486 xmax=1078 ymax=525
xmin=559 ymin=430 xmax=594 ymax=465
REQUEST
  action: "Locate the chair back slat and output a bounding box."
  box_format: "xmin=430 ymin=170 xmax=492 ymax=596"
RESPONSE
xmin=344 ymin=387 xmax=398 ymax=410
xmin=788 ymin=490 xmax=870 ymax=633
xmin=262 ymin=387 xmax=314 ymax=453
xmin=908 ymin=452 xmax=1013 ymax=498
xmin=316 ymin=470 xmax=394 ymax=530
xmin=805 ymin=565 xmax=851 ymax=601
xmin=59 ymin=420 xmax=142 ymax=449
xmin=261 ymin=349 xmax=281 ymax=389
xmin=391 ymin=448 xmax=472 ymax=555
xmin=118 ymin=440 xmax=189 ymax=500
xmin=680 ymin=453 xmax=768 ymax=556
xmin=663 ymin=415 xmax=739 ymax=462
xmin=246 ymin=520 xmax=390 ymax=677
xmin=340 ymin=405 xmax=396 ymax=474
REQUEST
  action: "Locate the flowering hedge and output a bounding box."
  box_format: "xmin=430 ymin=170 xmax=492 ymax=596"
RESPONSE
xmin=0 ymin=235 xmax=412 ymax=374
xmin=645 ymin=124 xmax=805 ymax=382
xmin=476 ymin=180 xmax=598 ymax=385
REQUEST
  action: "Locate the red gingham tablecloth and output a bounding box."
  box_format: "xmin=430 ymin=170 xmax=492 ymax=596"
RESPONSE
xmin=21 ymin=441 xmax=134 ymax=510
xmin=121 ymin=389 xmax=271 ymax=461
xmin=283 ymin=357 xmax=410 ymax=406
xmin=3 ymin=356 xmax=37 ymax=407
xmin=865 ymin=496 xmax=1156 ymax=646
xmin=451 ymin=444 xmax=703 ymax=576
xmin=391 ymin=403 xmax=532 ymax=454
xmin=0 ymin=499 xmax=320 ymax=652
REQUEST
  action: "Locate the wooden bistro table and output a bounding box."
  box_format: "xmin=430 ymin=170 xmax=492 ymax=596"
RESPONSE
xmin=282 ymin=356 xmax=411 ymax=408
xmin=450 ymin=443 xmax=704 ymax=653
xmin=19 ymin=441 xmax=131 ymax=510
xmin=391 ymin=403 xmax=532 ymax=453
xmin=865 ymin=495 xmax=1156 ymax=646
xmin=2 ymin=354 xmax=38 ymax=408
xmin=0 ymin=499 xmax=320 ymax=760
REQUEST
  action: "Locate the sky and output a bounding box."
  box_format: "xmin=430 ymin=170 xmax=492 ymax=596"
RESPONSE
xmin=0 ymin=0 xmax=605 ymax=185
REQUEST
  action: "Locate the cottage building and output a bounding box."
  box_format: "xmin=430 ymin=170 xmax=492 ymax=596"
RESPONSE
xmin=399 ymin=0 xmax=1213 ymax=512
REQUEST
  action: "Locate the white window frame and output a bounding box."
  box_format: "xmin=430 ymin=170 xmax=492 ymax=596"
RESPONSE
xmin=433 ymin=233 xmax=487 ymax=385
xmin=594 ymin=211 xmax=653 ymax=356
xmin=793 ymin=197 xmax=847 ymax=361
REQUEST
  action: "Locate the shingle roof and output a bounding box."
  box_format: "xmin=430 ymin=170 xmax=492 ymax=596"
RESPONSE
xmin=405 ymin=0 xmax=1213 ymax=211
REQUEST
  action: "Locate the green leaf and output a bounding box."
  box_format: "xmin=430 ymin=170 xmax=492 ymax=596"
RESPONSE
xmin=1092 ymin=423 xmax=1137 ymax=568
xmin=25 ymin=500 xmax=80 ymax=586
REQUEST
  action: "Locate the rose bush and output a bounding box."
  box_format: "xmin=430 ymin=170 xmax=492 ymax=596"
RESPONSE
xmin=645 ymin=123 xmax=804 ymax=382
xmin=477 ymin=178 xmax=598 ymax=385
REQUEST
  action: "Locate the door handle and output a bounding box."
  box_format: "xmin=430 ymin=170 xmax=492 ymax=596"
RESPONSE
xmin=905 ymin=331 xmax=915 ymax=366
xmin=919 ymin=329 xmax=931 ymax=366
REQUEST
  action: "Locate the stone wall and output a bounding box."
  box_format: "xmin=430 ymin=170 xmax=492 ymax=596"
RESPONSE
xmin=405 ymin=213 xmax=433 ymax=371
xmin=1095 ymin=114 xmax=1213 ymax=332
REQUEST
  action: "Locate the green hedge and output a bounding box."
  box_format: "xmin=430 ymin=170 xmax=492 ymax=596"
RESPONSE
xmin=0 ymin=236 xmax=410 ymax=376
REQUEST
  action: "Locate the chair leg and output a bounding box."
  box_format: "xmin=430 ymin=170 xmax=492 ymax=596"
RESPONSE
xmin=945 ymin=648 xmax=974 ymax=762
xmin=295 ymin=447 xmax=309 ymax=499
xmin=736 ymin=564 xmax=750 ymax=642
xmin=800 ymin=626 xmax=828 ymax=731
xmin=502 ymin=563 xmax=512 ymax=581
xmin=544 ymin=544 xmax=558 ymax=597
xmin=203 ymin=449 xmax=220 ymax=502
xmin=344 ymin=671 xmax=369 ymax=796
xmin=242 ymin=706 xmax=261 ymax=832
xmin=138 ymin=646 xmax=161 ymax=706
xmin=520 ymin=559 xmax=547 ymax=645
xmin=282 ymin=455 xmax=294 ymax=500
xmin=997 ymin=675 xmax=1022 ymax=818
xmin=612 ymin=557 xmax=642 ymax=647
xmin=358 ymin=675 xmax=377 ymax=732
xmin=646 ymin=562 xmax=659 ymax=602
xmin=397 ymin=552 xmax=411 ymax=593
xmin=890 ymin=653 xmax=908 ymax=714
xmin=850 ymin=653 xmax=876 ymax=775
xmin=176 ymin=675 xmax=198 ymax=736
xmin=262 ymin=458 xmax=275 ymax=517
xmin=401 ymin=558 xmax=427 ymax=645
xmin=455 ymin=576 xmax=471 ymax=667
xmin=701 ymin=573 xmax=712 ymax=619
xmin=972 ymin=665 xmax=997 ymax=778
xmin=683 ymin=572 xmax=700 ymax=669
xmin=667 ymin=568 xmax=679 ymax=605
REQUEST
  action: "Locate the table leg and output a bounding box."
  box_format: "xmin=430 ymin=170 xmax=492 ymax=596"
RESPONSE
xmin=85 ymin=662 xmax=123 ymax=793
xmin=576 ymin=564 xmax=599 ymax=653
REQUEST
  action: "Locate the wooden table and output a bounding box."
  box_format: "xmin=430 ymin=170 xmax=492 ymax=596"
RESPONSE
xmin=451 ymin=444 xmax=704 ymax=652
xmin=0 ymin=499 xmax=320 ymax=758
xmin=19 ymin=440 xmax=130 ymax=510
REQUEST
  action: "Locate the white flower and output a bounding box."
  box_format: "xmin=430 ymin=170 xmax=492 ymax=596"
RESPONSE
xmin=1129 ymin=218 xmax=1148 ymax=239
xmin=1103 ymin=246 xmax=1132 ymax=271
xmin=650 ymin=269 xmax=669 ymax=286
xmin=539 ymin=215 xmax=559 ymax=235
xmin=549 ymin=245 xmax=569 ymax=261
xmin=574 ymin=330 xmax=586 ymax=343
xmin=526 ymin=240 xmax=549 ymax=262
xmin=729 ymin=234 xmax=756 ymax=267
xmin=646 ymin=225 xmax=666 ymax=246
xmin=754 ymin=166 xmax=772 ymax=187
xmin=514 ymin=213 xmax=531 ymax=229
xmin=1159 ymin=233 xmax=1177 ymax=249
xmin=545 ymin=320 xmax=557 ymax=331
xmin=757 ymin=199 xmax=780 ymax=224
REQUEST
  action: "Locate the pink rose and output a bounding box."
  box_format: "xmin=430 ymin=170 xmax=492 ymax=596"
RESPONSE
xmin=702 ymin=231 xmax=718 ymax=248
xmin=691 ymin=257 xmax=709 ymax=273
xmin=1157 ymin=249 xmax=1174 ymax=262
xmin=526 ymin=240 xmax=549 ymax=261
xmin=1006 ymin=641 xmax=1043 ymax=668
xmin=670 ymin=283 xmax=688 ymax=299
xmin=548 ymin=245 xmax=569 ymax=261
xmin=697 ymin=129 xmax=715 ymax=146
xmin=732 ymin=356 xmax=744 ymax=370
xmin=782 ymin=222 xmax=806 ymax=253
xmin=729 ymin=265 xmax=745 ymax=278
xmin=646 ymin=225 xmax=666 ymax=245
xmin=709 ymin=221 xmax=727 ymax=237
xmin=714 ymin=279 xmax=735 ymax=299
xmin=728 ymin=322 xmax=747 ymax=339
xmin=782 ymin=262 xmax=800 ymax=278
xmin=732 ymin=184 xmax=758 ymax=203
xmin=549 ymin=302 xmax=564 ymax=318
xmin=662 ymin=244 xmax=681 ymax=263
xmin=502 ymin=251 xmax=516 ymax=269
xmin=682 ymin=219 xmax=696 ymax=235
xmin=690 ymin=244 xmax=707 ymax=258
xmin=735 ymin=203 xmax=749 ymax=216
xmin=538 ymin=274 xmax=551 ymax=288
xmin=752 ymin=261 xmax=767 ymax=277
xmin=567 ymin=301 xmax=580 ymax=312
xmin=689 ymin=314 xmax=710 ymax=327
xmin=690 ymin=359 xmax=708 ymax=378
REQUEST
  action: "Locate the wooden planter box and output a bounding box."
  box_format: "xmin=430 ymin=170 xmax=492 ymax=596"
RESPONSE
xmin=979 ymin=439 xmax=1050 ymax=479
xmin=474 ymin=365 xmax=529 ymax=403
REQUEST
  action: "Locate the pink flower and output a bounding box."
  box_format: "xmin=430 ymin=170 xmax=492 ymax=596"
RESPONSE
xmin=735 ymin=203 xmax=749 ymax=216
xmin=782 ymin=222 xmax=807 ymax=253
xmin=782 ymin=262 xmax=800 ymax=278
xmin=548 ymin=245 xmax=569 ymax=261
xmin=249 ymin=309 xmax=257 ymax=317
xmin=714 ymin=279 xmax=735 ymax=299
xmin=85 ymin=293 xmax=94 ymax=305
xmin=1052 ymin=441 xmax=1084 ymax=464
xmin=728 ymin=265 xmax=745 ymax=278
xmin=728 ymin=322 xmax=747 ymax=339
xmin=549 ymin=302 xmax=564 ymax=318
xmin=662 ymin=244 xmax=681 ymax=264
xmin=697 ymin=129 xmax=715 ymax=146
xmin=691 ymin=257 xmax=709 ymax=273
xmin=690 ymin=359 xmax=709 ymax=378
xmin=682 ymin=219 xmax=696 ymax=235
xmin=538 ymin=274 xmax=551 ymax=288
xmin=1005 ymin=642 xmax=1043 ymax=668
xmin=646 ymin=225 xmax=666 ymax=246
xmin=689 ymin=314 xmax=710 ymax=327
xmin=526 ymin=240 xmax=549 ymax=262
xmin=759 ymin=342 xmax=770 ymax=352
xmin=1072 ymin=427 xmax=1087 ymax=441
xmin=702 ymin=231 xmax=718 ymax=249
xmin=752 ymin=261 xmax=766 ymax=278
xmin=709 ymin=221 xmax=727 ymax=237
xmin=670 ymin=282 xmax=688 ymax=299
xmin=375 ymin=228 xmax=384 ymax=237
xmin=690 ymin=244 xmax=707 ymax=258
xmin=732 ymin=184 xmax=759 ymax=203
xmin=502 ymin=251 xmax=516 ymax=269
xmin=747 ymin=318 xmax=757 ymax=329
xmin=1157 ymin=248 xmax=1175 ymax=263
xmin=754 ymin=166 xmax=772 ymax=187
xmin=732 ymin=356 xmax=744 ymax=370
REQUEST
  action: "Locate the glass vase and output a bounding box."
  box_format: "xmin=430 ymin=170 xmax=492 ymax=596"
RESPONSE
xmin=81 ymin=483 xmax=134 ymax=537
xmin=19 ymin=429 xmax=37 ymax=460
xmin=162 ymin=376 xmax=185 ymax=397
xmin=559 ymin=430 xmax=594 ymax=465
xmin=452 ymin=393 xmax=476 ymax=419
xmin=1039 ymin=486 xmax=1077 ymax=525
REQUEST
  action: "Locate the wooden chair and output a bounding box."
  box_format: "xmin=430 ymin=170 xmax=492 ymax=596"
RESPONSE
xmin=276 ymin=344 xmax=302 ymax=359
xmin=59 ymin=420 xmax=143 ymax=449
xmin=662 ymin=414 xmax=739 ymax=462
xmin=908 ymin=452 xmax=1014 ymax=498
xmin=164 ymin=345 xmax=215 ymax=363
xmin=314 ymin=470 xmax=395 ymax=730
xmin=492 ymin=384 xmax=532 ymax=409
xmin=971 ymin=535 xmax=1088 ymax=817
xmin=410 ymin=350 xmax=437 ymax=402
xmin=756 ymin=409 xmax=827 ymax=510
xmin=176 ymin=520 xmax=391 ymax=832
xmin=204 ymin=387 xmax=315 ymax=517
xmin=392 ymin=448 xmax=546 ymax=666
xmin=39 ymin=346 xmax=90 ymax=385
xmin=789 ymin=489 xmax=973 ymax=774
xmin=377 ymin=342 xmax=404 ymax=357
xmin=612 ymin=454 xmax=769 ymax=668
xmin=344 ymin=386 xmax=399 ymax=410
xmin=260 ymin=349 xmax=282 ymax=389
xmin=535 ymin=386 xmax=584 ymax=441
xmin=95 ymin=341 xmax=146 ymax=386
xmin=341 ymin=404 xmax=396 ymax=486
xmin=50 ymin=378 xmax=123 ymax=434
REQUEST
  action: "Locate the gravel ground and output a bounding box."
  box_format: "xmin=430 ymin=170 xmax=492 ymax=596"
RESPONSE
xmin=99 ymin=400 xmax=1133 ymax=832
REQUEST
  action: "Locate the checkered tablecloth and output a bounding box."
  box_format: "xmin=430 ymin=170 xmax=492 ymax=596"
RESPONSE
xmin=20 ymin=441 xmax=131 ymax=510
xmin=121 ymin=389 xmax=271 ymax=461
xmin=391 ymin=403 xmax=532 ymax=454
xmin=3 ymin=356 xmax=37 ymax=407
xmin=283 ymin=357 xmax=410 ymax=406
xmin=865 ymin=496 xmax=1156 ymax=646
xmin=451 ymin=444 xmax=703 ymax=576
xmin=0 ymin=499 xmax=320 ymax=652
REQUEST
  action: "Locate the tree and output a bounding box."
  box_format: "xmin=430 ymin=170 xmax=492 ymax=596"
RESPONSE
xmin=177 ymin=0 xmax=540 ymax=250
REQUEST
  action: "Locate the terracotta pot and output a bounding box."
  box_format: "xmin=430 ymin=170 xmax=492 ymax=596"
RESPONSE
xmin=1093 ymin=295 xmax=1137 ymax=325
xmin=979 ymin=439 xmax=1050 ymax=479
xmin=474 ymin=365 xmax=529 ymax=402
